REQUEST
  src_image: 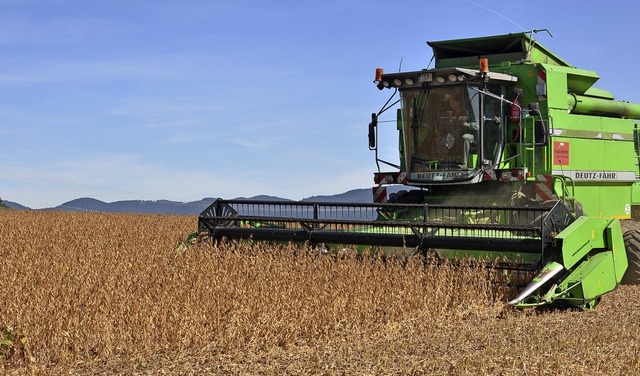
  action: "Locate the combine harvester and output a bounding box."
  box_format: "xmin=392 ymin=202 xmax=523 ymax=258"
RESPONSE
xmin=196 ymin=30 xmax=640 ymax=308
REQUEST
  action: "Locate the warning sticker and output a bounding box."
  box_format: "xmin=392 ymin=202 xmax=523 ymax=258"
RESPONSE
xmin=553 ymin=141 xmax=569 ymax=166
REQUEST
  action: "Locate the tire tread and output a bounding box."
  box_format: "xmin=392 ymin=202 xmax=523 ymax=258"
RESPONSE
xmin=622 ymin=230 xmax=640 ymax=285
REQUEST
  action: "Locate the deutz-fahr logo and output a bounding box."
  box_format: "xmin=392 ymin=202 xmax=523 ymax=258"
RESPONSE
xmin=414 ymin=172 xmax=462 ymax=180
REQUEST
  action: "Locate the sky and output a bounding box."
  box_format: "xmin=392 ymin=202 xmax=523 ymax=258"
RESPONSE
xmin=1 ymin=0 xmax=639 ymax=208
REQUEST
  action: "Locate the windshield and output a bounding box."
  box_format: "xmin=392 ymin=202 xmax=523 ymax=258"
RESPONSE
xmin=401 ymin=84 xmax=503 ymax=182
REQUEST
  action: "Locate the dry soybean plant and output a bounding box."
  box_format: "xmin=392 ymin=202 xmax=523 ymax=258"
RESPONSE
xmin=2 ymin=211 xmax=638 ymax=374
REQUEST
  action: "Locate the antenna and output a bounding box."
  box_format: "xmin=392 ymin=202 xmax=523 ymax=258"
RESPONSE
xmin=526 ymin=28 xmax=554 ymax=59
xmin=531 ymin=28 xmax=553 ymax=38
xmin=465 ymin=0 xmax=526 ymax=31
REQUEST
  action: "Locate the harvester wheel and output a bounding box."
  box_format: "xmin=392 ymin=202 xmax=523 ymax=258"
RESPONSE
xmin=622 ymin=229 xmax=640 ymax=285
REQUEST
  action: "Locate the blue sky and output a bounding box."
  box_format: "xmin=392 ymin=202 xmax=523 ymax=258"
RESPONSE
xmin=1 ymin=1 xmax=639 ymax=208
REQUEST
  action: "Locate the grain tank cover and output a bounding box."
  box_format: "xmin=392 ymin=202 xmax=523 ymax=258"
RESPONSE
xmin=428 ymin=32 xmax=572 ymax=68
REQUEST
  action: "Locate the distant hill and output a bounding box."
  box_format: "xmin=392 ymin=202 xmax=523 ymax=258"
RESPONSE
xmin=54 ymin=197 xmax=214 ymax=215
xmin=4 ymin=200 xmax=31 ymax=210
xmin=5 ymin=187 xmax=414 ymax=214
xmin=302 ymin=188 xmax=372 ymax=203
xmin=234 ymin=195 xmax=292 ymax=202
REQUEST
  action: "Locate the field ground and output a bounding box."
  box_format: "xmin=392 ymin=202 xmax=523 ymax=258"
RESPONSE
xmin=1 ymin=211 xmax=640 ymax=375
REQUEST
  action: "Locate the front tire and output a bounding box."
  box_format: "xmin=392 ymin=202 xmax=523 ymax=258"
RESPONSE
xmin=622 ymin=229 xmax=640 ymax=284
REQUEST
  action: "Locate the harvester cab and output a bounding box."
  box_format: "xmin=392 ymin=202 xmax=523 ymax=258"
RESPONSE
xmin=195 ymin=31 xmax=640 ymax=309
xmin=373 ymin=62 xmax=514 ymax=183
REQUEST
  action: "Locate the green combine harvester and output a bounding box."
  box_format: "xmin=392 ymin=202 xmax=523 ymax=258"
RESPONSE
xmin=196 ymin=30 xmax=640 ymax=308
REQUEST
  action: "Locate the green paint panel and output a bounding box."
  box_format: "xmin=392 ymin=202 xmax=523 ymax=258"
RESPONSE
xmin=572 ymin=185 xmax=601 ymax=217
xmin=561 ymin=251 xmax=617 ymax=303
xmin=544 ymin=68 xmax=569 ymax=111
xmin=599 ymin=184 xmax=631 ymax=218
xmin=556 ymin=216 xmax=608 ymax=269
xmin=605 ymin=220 xmax=628 ymax=283
xmin=548 ymin=109 xmax=636 ymax=218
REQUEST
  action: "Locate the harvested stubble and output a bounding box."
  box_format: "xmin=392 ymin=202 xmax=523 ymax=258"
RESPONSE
xmin=1 ymin=211 xmax=640 ymax=375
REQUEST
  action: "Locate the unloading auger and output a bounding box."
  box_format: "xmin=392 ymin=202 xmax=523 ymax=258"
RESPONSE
xmin=193 ymin=31 xmax=640 ymax=308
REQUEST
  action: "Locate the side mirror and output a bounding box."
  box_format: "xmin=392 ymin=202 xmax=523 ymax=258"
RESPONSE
xmin=368 ymin=113 xmax=377 ymax=149
xmin=369 ymin=112 xmax=378 ymax=150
